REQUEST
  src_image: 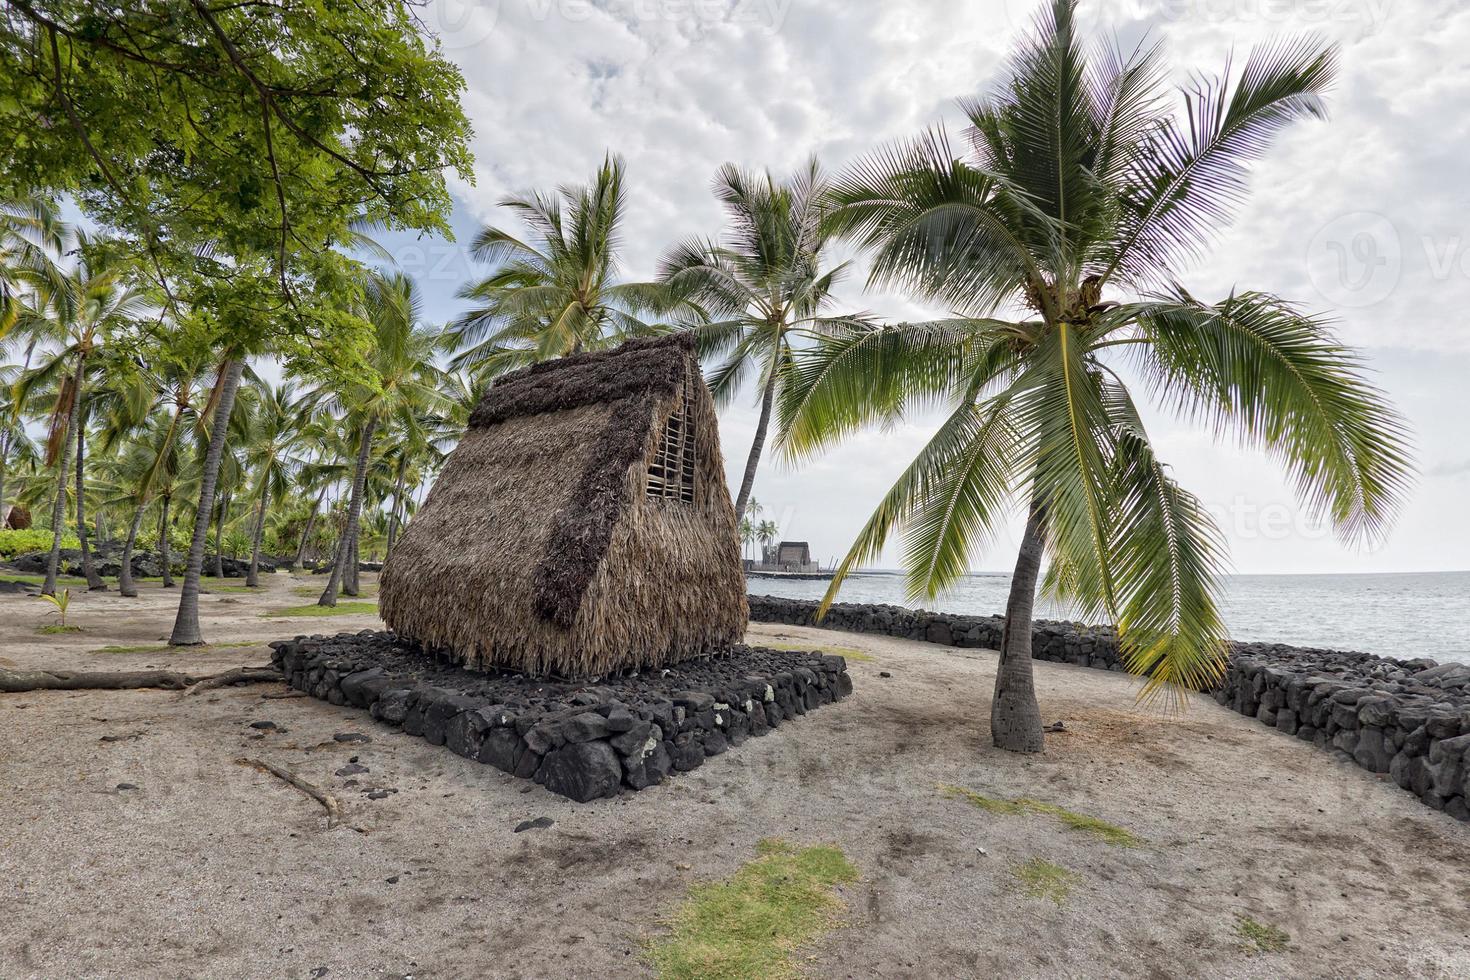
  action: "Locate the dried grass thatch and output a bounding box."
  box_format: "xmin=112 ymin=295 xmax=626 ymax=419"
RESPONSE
xmin=379 ymin=335 xmax=749 ymax=676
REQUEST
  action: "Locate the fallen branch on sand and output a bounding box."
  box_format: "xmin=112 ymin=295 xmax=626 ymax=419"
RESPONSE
xmin=0 ymin=665 xmax=280 ymax=694
xmin=180 ymin=667 xmax=281 ymax=697
xmin=239 ymin=757 xmax=341 ymax=828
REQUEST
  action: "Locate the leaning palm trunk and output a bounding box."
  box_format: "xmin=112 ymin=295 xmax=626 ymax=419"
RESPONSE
xmin=247 ymin=486 xmax=268 ymax=588
xmin=41 ymin=376 xmax=80 ymax=597
xmin=732 ymin=362 xmax=778 ymax=521
xmin=318 ymin=416 xmax=376 ymax=607
xmin=74 ymin=409 xmax=106 ymax=591
xmin=117 ymin=502 xmax=146 ymax=597
xmin=169 ymin=359 xmax=244 ymax=646
xmin=159 ymin=494 xmax=174 ymax=587
xmin=344 ymin=530 xmax=360 ymax=596
xmin=292 ymin=487 xmax=326 ymax=571
xmin=992 ymin=502 xmax=1047 ymax=753
xmin=385 ymin=463 xmax=408 ymax=556
xmin=210 ymin=492 xmax=226 ymax=578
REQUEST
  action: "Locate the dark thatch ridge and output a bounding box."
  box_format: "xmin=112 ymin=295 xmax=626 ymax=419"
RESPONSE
xmin=531 ymin=393 xmax=658 ymax=628
xmin=470 ymin=333 xmax=693 ymax=428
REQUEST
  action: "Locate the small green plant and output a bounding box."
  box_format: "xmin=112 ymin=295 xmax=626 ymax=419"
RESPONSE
xmin=1235 ymin=915 xmax=1290 ymax=953
xmin=939 ymin=785 xmax=1142 ymax=847
xmin=38 ymin=588 xmax=73 ymax=628
xmin=645 ymin=839 xmax=858 ymax=979
xmin=1012 ymin=858 xmax=1078 ymax=906
xmin=0 ymin=528 xmax=79 ymax=558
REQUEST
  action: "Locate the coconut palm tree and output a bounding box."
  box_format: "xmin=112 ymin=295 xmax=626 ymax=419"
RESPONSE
xmin=660 ymin=159 xmax=869 ymax=520
xmin=0 ymin=363 xmax=40 ymax=528
xmin=318 ymin=271 xmax=446 ymax=606
xmin=757 ymin=519 xmax=779 ymax=562
xmin=239 ymin=381 xmax=307 ymax=587
xmin=14 ymin=235 xmax=149 ymax=595
xmin=0 ymin=196 xmax=66 ymax=338
xmin=779 ymin=1 xmax=1413 ymax=752
xmin=446 ymin=154 xmax=685 ymax=383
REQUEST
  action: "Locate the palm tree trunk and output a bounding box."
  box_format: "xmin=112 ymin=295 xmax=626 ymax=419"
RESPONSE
xmin=74 ymin=404 xmax=106 ymax=591
xmin=344 ymin=524 xmax=360 ymax=595
xmin=732 ymin=362 xmax=779 ymax=521
xmin=118 ymin=502 xmax=145 ymax=597
xmin=292 ymin=487 xmax=325 ymax=571
xmin=210 ymin=491 xmax=226 ymax=578
xmin=169 ymin=359 xmax=244 ymax=646
xmin=319 ymin=416 xmax=376 ymax=607
xmin=159 ymin=494 xmax=174 ymax=587
xmin=991 ymin=502 xmax=1048 ymax=753
xmin=385 ymin=461 xmax=407 ymax=556
xmin=42 ymin=375 xmax=80 ymax=597
xmin=247 ymin=484 xmax=268 ymax=587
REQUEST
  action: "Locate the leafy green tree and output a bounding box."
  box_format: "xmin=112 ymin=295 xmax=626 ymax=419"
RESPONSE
xmin=318 ymin=271 xmax=446 ymax=606
xmin=781 ymin=1 xmax=1413 ymax=751
xmin=447 ymin=155 xmax=683 ymax=381
xmin=660 ymin=159 xmax=868 ymax=519
xmin=0 ymin=0 xmax=473 ymax=643
xmin=1 ymin=196 xmax=66 ymax=336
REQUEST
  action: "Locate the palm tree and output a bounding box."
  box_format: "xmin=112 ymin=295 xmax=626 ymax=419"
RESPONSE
xmin=14 ymin=236 xmax=148 ymax=595
xmin=780 ymin=1 xmax=1412 ymax=752
xmin=239 ymin=381 xmax=306 ymax=587
xmin=318 ymin=271 xmax=446 ymax=606
xmin=1 ymin=196 xmax=66 ymax=337
xmin=446 ymin=154 xmax=683 ymax=383
xmin=660 ymin=159 xmax=869 ymax=520
xmin=757 ymin=518 xmax=779 ymax=562
xmin=0 ymin=364 xmax=39 ymax=528
xmin=738 ymin=517 xmax=756 ymax=563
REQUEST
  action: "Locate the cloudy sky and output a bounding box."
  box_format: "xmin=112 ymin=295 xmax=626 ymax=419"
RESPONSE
xmin=382 ymin=0 xmax=1470 ymax=575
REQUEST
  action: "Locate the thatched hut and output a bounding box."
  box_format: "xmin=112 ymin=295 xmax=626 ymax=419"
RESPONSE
xmin=379 ymin=334 xmax=748 ymax=676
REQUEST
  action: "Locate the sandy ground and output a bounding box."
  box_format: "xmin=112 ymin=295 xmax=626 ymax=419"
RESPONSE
xmin=2 ymin=572 xmax=1469 ymax=980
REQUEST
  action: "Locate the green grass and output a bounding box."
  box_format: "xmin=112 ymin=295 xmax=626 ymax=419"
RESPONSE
xmin=759 ymin=640 xmax=875 ymax=664
xmin=645 ymin=839 xmax=858 ymax=980
xmin=290 ymin=583 xmax=377 ymax=598
xmin=92 ymin=641 xmax=264 ymax=654
xmin=37 ymin=624 xmax=84 ymax=634
xmin=2 ymin=574 xmax=89 ymax=588
xmin=265 ymin=600 xmax=379 ymax=618
xmin=1235 ymin=915 xmax=1290 ymax=953
xmin=939 ymin=784 xmax=1143 ymax=848
xmin=1011 ymin=858 xmax=1078 ymax=906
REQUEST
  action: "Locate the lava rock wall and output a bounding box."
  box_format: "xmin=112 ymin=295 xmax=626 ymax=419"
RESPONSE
xmin=269 ymin=631 xmax=852 ymax=802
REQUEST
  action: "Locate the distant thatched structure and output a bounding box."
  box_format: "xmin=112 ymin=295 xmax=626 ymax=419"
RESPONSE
xmin=380 ymin=334 xmax=748 ymax=676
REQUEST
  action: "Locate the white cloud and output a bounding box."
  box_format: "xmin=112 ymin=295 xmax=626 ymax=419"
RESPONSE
xmin=403 ymin=0 xmax=1470 ymax=576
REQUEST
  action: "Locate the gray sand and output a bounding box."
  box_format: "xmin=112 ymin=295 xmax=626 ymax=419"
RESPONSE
xmin=2 ymin=575 xmax=1468 ymax=978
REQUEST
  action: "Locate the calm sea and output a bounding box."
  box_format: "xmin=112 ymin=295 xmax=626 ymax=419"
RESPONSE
xmin=749 ymin=570 xmax=1470 ymax=665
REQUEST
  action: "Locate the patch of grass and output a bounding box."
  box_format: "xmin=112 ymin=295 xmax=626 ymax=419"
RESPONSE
xmin=1235 ymin=915 xmax=1290 ymax=953
xmin=92 ymin=641 xmax=263 ymax=654
xmin=37 ymin=624 xmax=84 ymax=635
xmin=290 ymin=583 xmax=377 ymax=598
xmin=939 ymin=784 xmax=1143 ymax=847
xmin=2 ymin=574 xmax=89 ymax=587
xmin=760 ymin=640 xmax=875 ymax=664
xmin=645 ymin=838 xmax=858 ymax=980
xmin=265 ymin=601 xmax=379 ymax=618
xmin=1011 ymin=858 xmax=1078 ymax=906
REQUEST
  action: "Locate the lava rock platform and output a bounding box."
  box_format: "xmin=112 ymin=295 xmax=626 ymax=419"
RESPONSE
xmin=269 ymin=631 xmax=853 ymax=802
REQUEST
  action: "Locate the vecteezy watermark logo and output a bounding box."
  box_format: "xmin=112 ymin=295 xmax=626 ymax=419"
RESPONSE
xmin=415 ymin=0 xmax=503 ymax=52
xmin=1305 ymin=211 xmax=1401 ymax=309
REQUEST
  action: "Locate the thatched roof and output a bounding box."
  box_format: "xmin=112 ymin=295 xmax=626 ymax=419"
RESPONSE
xmin=380 ymin=334 xmax=749 ymax=676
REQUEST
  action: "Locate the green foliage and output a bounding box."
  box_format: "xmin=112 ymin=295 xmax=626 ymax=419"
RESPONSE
xmin=0 ymin=0 xmax=473 ymax=378
xmin=1235 ymin=915 xmax=1290 ymax=953
xmin=37 ymin=622 xmax=82 ymax=634
xmin=1011 ymin=858 xmax=1078 ymax=906
xmin=939 ymin=784 xmax=1142 ymax=847
xmin=0 ymin=528 xmax=78 ymax=557
xmin=782 ymin=1 xmax=1412 ymax=710
xmin=645 ymin=839 xmax=858 ymax=980
xmin=38 ymin=586 xmax=71 ymax=626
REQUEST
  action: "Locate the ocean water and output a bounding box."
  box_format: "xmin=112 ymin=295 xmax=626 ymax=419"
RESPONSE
xmin=748 ymin=570 xmax=1470 ymax=665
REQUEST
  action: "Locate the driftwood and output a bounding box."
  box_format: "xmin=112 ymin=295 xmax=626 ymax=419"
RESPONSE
xmin=0 ymin=665 xmax=280 ymax=694
xmin=240 ymin=757 xmax=341 ymax=828
xmin=180 ymin=667 xmax=282 ymax=697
